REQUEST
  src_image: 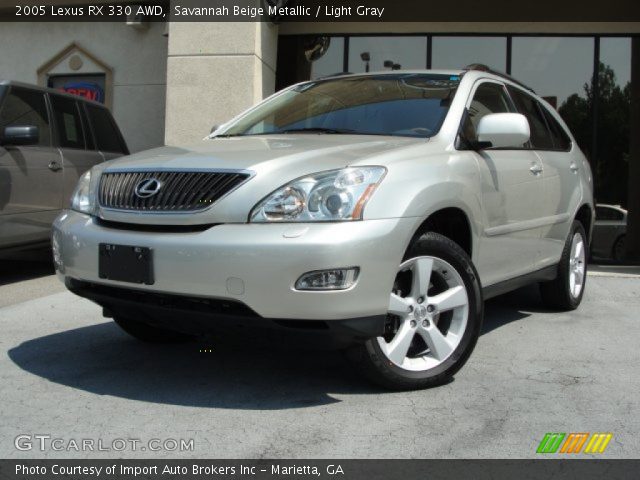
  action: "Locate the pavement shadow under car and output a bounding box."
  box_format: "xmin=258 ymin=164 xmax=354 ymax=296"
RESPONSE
xmin=7 ymin=285 xmax=543 ymax=408
xmin=7 ymin=322 xmax=381 ymax=409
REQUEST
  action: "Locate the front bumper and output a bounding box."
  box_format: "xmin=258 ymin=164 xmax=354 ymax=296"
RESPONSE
xmin=53 ymin=211 xmax=417 ymax=325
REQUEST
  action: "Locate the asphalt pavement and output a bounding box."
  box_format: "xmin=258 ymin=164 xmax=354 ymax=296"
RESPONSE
xmin=1 ymin=255 xmax=639 ymax=458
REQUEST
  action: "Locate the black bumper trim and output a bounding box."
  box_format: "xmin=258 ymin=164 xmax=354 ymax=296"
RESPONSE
xmin=65 ymin=278 xmax=386 ymax=347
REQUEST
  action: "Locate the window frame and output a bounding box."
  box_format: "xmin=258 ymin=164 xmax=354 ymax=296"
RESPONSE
xmin=49 ymin=93 xmax=90 ymax=151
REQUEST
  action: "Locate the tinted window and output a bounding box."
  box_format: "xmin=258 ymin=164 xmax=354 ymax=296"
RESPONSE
xmin=540 ymin=105 xmax=571 ymax=150
xmin=223 ymin=74 xmax=460 ymax=138
xmin=0 ymin=87 xmax=51 ymax=146
xmin=50 ymin=95 xmax=85 ymax=149
xmin=461 ymin=82 xmax=512 ymax=144
xmin=596 ymin=207 xmax=624 ymax=221
xmin=507 ymin=86 xmax=554 ymax=150
xmin=86 ymin=105 xmax=126 ymax=154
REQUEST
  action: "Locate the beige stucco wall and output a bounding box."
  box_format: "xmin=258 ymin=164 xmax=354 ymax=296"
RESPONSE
xmin=0 ymin=21 xmax=168 ymax=153
xmin=164 ymin=21 xmax=278 ymax=145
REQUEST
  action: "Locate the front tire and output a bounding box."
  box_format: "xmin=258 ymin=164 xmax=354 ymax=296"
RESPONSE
xmin=539 ymin=220 xmax=587 ymax=310
xmin=113 ymin=316 xmax=195 ymax=343
xmin=346 ymin=232 xmax=483 ymax=390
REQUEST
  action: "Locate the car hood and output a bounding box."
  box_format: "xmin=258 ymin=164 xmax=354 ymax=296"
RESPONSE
xmin=106 ymin=134 xmax=423 ymax=172
xmin=99 ymin=134 xmax=425 ymax=224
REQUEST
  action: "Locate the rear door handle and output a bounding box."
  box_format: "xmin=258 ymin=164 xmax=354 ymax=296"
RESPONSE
xmin=48 ymin=161 xmax=62 ymax=172
xmin=570 ymin=162 xmax=579 ymax=172
xmin=529 ymin=164 xmax=543 ymax=175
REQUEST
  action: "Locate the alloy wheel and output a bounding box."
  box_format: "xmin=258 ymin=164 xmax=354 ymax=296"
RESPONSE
xmin=568 ymin=232 xmax=586 ymax=299
xmin=378 ymin=256 xmax=469 ymax=371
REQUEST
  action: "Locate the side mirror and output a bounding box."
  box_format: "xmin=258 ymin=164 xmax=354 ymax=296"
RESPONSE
xmin=476 ymin=113 xmax=530 ymax=149
xmin=0 ymin=125 xmax=39 ymax=146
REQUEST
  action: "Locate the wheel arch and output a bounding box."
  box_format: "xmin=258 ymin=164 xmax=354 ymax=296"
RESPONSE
xmin=575 ymin=203 xmax=594 ymax=244
xmin=408 ymin=207 xmax=474 ymax=259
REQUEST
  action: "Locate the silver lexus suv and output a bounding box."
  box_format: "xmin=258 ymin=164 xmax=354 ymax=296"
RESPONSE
xmin=53 ymin=66 xmax=594 ymax=390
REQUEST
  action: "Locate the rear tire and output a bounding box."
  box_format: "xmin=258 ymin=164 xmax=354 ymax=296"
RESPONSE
xmin=346 ymin=232 xmax=483 ymax=391
xmin=539 ymin=220 xmax=587 ymax=310
xmin=113 ymin=316 xmax=195 ymax=343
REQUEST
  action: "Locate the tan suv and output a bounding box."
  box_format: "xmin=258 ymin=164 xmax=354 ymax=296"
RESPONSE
xmin=54 ymin=68 xmax=594 ymax=389
xmin=0 ymin=81 xmax=128 ymax=252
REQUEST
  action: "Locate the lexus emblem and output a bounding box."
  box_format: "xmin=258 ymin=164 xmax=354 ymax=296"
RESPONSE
xmin=134 ymin=178 xmax=163 ymax=198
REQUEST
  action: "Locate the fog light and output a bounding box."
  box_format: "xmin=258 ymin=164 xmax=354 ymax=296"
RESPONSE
xmin=52 ymin=231 xmax=64 ymax=273
xmin=295 ymin=267 xmax=359 ymax=291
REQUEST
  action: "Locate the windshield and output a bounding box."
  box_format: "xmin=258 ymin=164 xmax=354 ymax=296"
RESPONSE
xmin=219 ymin=73 xmax=460 ymax=138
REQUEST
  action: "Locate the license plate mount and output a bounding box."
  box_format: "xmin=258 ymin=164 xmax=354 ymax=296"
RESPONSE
xmin=98 ymin=244 xmax=154 ymax=285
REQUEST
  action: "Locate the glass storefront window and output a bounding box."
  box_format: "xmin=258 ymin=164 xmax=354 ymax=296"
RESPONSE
xmin=347 ymin=36 xmax=427 ymax=73
xmin=432 ymin=36 xmax=507 ymax=71
xmin=593 ymin=37 xmax=632 ymax=207
xmin=511 ymin=37 xmax=594 ymax=108
xmin=310 ymin=37 xmax=345 ymax=80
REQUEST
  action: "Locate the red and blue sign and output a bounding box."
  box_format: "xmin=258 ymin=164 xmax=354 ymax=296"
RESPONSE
xmin=59 ymin=82 xmax=104 ymax=103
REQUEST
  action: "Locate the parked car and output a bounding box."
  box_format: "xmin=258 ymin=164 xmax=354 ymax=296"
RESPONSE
xmin=52 ymin=66 xmax=594 ymax=390
xmin=0 ymin=81 xmax=128 ymax=252
xmin=591 ymin=204 xmax=627 ymax=262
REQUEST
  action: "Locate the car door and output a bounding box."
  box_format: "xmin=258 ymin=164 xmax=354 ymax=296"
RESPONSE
xmin=463 ymin=81 xmax=546 ymax=286
xmin=0 ymin=86 xmax=64 ymax=248
xmin=507 ymin=86 xmax=577 ymax=269
xmin=49 ymin=94 xmax=104 ymax=203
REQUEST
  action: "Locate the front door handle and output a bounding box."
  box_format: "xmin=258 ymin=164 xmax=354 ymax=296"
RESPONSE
xmin=48 ymin=161 xmax=62 ymax=172
xmin=529 ymin=164 xmax=543 ymax=175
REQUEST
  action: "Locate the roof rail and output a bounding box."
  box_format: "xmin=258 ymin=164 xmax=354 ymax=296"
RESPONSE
xmin=463 ymin=64 xmax=535 ymax=93
xmin=316 ymin=72 xmax=354 ymax=80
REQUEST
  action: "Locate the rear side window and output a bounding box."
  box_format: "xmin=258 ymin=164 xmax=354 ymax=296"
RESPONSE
xmin=50 ymin=95 xmax=86 ymax=149
xmin=85 ymin=105 xmax=127 ymax=154
xmin=507 ymin=86 xmax=554 ymax=150
xmin=596 ymin=207 xmax=624 ymax=221
xmin=0 ymin=87 xmax=51 ymax=146
xmin=540 ymin=106 xmax=572 ymax=151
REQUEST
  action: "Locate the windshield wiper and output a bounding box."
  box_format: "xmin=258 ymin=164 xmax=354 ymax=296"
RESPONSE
xmin=274 ymin=127 xmax=356 ymax=134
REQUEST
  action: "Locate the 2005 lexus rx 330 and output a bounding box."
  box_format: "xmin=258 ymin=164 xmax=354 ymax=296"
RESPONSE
xmin=53 ymin=66 xmax=594 ymax=390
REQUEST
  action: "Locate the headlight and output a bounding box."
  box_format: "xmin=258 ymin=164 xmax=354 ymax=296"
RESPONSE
xmin=70 ymin=170 xmax=96 ymax=214
xmin=250 ymin=167 xmax=386 ymax=222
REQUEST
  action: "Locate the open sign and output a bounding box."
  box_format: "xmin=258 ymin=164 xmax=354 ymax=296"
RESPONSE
xmin=59 ymin=82 xmax=104 ymax=103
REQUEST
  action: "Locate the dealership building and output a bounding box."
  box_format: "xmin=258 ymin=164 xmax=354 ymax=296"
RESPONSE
xmin=0 ymin=1 xmax=638 ymax=255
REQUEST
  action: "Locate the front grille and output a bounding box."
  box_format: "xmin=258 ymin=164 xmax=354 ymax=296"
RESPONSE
xmin=98 ymin=170 xmax=251 ymax=212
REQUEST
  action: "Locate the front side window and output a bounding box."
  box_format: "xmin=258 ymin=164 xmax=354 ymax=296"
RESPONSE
xmin=0 ymin=87 xmax=51 ymax=146
xmin=459 ymin=81 xmax=512 ymax=145
xmin=507 ymin=86 xmax=554 ymax=150
xmin=221 ymin=74 xmax=460 ymax=138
